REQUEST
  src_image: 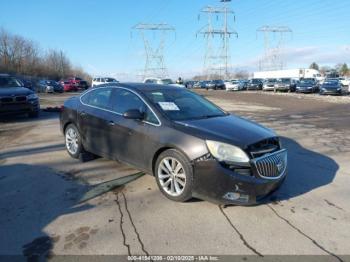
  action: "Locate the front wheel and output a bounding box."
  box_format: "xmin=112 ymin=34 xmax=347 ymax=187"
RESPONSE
xmin=65 ymin=124 xmax=83 ymax=159
xmin=155 ymin=149 xmax=193 ymax=202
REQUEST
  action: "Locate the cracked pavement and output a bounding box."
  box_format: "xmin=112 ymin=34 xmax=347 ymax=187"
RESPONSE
xmin=0 ymin=91 xmax=349 ymax=258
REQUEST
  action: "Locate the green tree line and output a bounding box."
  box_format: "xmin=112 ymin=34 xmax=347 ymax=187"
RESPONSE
xmin=310 ymin=62 xmax=349 ymax=76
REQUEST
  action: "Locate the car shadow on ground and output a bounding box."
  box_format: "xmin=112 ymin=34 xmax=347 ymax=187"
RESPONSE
xmin=0 ymin=163 xmax=94 ymax=260
xmin=0 ymin=111 xmax=59 ymax=124
xmin=266 ymin=136 xmax=339 ymax=203
xmin=0 ymin=143 xmax=65 ymax=159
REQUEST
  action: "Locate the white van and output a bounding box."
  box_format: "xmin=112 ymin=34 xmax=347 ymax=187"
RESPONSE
xmin=92 ymin=77 xmax=118 ymax=87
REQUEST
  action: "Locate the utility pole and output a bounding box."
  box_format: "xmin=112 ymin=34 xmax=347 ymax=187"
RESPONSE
xmin=197 ymin=0 xmax=238 ymax=80
xmin=257 ymin=25 xmax=293 ymax=71
xmin=132 ymin=23 xmax=175 ymax=79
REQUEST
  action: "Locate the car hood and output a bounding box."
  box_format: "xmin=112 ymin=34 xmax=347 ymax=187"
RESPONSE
xmin=0 ymin=87 xmax=33 ymax=97
xmin=297 ymin=83 xmax=314 ymax=87
xmin=169 ymin=84 xmax=185 ymax=88
xmin=174 ymin=115 xmax=276 ymax=149
xmin=322 ymin=85 xmax=339 ymax=89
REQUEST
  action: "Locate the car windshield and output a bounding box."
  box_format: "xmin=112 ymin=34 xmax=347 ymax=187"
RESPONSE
xmin=0 ymin=76 xmax=22 ymax=88
xmin=105 ymin=78 xmax=117 ymax=82
xmin=299 ymin=80 xmax=313 ymax=85
xmin=231 ymin=80 xmax=239 ymax=84
xmin=266 ymin=79 xmax=277 ymax=83
xmin=47 ymin=81 xmax=57 ymax=85
xmin=160 ymin=79 xmax=174 ymax=85
xmin=323 ymin=81 xmax=338 ymax=85
xmin=280 ymin=78 xmax=291 ymax=83
xmin=251 ymin=79 xmax=260 ymax=83
xmin=143 ymin=88 xmax=227 ymax=121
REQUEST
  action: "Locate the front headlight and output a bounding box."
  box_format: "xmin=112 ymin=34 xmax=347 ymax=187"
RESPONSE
xmin=206 ymin=140 xmax=250 ymax=164
xmin=27 ymin=94 xmax=38 ymax=100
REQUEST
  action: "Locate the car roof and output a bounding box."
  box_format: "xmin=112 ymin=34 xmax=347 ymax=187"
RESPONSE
xmin=98 ymin=82 xmax=183 ymax=92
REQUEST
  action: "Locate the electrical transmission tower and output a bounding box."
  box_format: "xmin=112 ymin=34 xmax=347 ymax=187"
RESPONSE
xmin=257 ymin=25 xmax=293 ymax=71
xmin=197 ymin=0 xmax=238 ymax=80
xmin=132 ymin=23 xmax=175 ymax=79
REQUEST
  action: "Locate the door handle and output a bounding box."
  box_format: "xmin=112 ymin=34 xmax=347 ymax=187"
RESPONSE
xmin=108 ymin=121 xmax=115 ymax=126
xmin=79 ymin=111 xmax=87 ymax=117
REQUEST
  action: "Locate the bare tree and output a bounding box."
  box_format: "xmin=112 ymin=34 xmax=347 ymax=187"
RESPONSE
xmin=0 ymin=27 xmax=91 ymax=81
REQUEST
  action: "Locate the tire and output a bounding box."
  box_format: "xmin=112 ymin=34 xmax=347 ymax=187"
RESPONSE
xmin=64 ymin=123 xmax=84 ymax=159
xmin=155 ymin=149 xmax=193 ymax=202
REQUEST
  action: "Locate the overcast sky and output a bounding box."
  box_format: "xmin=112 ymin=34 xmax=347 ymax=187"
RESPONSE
xmin=1 ymin=0 xmax=350 ymax=80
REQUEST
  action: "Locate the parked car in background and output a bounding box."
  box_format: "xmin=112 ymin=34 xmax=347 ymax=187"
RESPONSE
xmin=60 ymin=83 xmax=287 ymax=205
xmin=79 ymin=80 xmax=89 ymax=90
xmin=193 ymin=81 xmax=207 ymax=89
xmin=338 ymin=77 xmax=350 ymax=87
xmin=295 ymin=79 xmax=318 ymax=93
xmin=246 ymin=79 xmax=263 ymax=90
xmin=0 ymin=74 xmax=40 ymax=117
xmin=143 ymin=77 xmax=185 ymax=88
xmin=185 ymin=81 xmax=195 ymax=89
xmin=240 ymin=79 xmax=249 ymax=89
xmin=17 ymin=78 xmax=34 ymax=91
xmin=274 ymin=78 xmax=297 ymax=92
xmin=37 ymin=80 xmax=63 ymax=93
xmin=62 ymin=81 xmax=78 ymax=92
xmin=225 ymin=80 xmax=245 ymax=91
xmin=320 ymin=79 xmax=343 ymax=95
xmin=206 ymin=80 xmax=225 ymax=90
xmin=92 ymin=77 xmax=119 ymax=87
xmin=68 ymin=77 xmax=82 ymax=88
xmin=262 ymin=79 xmax=278 ymax=91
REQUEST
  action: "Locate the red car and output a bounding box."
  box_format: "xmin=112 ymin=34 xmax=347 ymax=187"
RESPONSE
xmin=62 ymin=81 xmax=78 ymax=92
xmin=68 ymin=77 xmax=82 ymax=87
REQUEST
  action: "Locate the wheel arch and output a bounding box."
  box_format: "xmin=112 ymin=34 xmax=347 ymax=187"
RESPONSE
xmin=151 ymin=146 xmax=192 ymax=176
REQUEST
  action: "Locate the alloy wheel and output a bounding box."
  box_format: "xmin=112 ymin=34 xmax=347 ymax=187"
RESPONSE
xmin=157 ymin=157 xmax=186 ymax=197
xmin=65 ymin=127 xmax=79 ymax=155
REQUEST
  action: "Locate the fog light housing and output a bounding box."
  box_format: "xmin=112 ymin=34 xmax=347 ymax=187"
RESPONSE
xmin=223 ymin=192 xmax=241 ymax=201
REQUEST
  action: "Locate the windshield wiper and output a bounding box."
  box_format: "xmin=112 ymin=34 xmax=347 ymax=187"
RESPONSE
xmin=187 ymin=114 xmax=226 ymax=120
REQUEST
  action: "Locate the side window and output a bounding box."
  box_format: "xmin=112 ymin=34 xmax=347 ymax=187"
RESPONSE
xmin=81 ymin=88 xmax=112 ymax=110
xmin=112 ymin=89 xmax=159 ymax=125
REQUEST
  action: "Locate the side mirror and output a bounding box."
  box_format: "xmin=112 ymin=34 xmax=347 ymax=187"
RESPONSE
xmin=123 ymin=109 xmax=144 ymax=120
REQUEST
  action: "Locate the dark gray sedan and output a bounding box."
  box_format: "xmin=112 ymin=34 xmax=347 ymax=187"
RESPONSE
xmin=60 ymin=83 xmax=287 ymax=205
xmin=320 ymin=80 xmax=343 ymax=95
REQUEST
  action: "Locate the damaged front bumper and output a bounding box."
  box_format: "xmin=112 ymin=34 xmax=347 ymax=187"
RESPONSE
xmin=192 ymin=149 xmax=287 ymax=206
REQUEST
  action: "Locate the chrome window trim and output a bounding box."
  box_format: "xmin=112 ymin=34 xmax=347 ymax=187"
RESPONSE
xmin=79 ymin=86 xmax=162 ymax=127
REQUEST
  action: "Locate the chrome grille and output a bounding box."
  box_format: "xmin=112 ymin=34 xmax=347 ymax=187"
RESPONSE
xmin=252 ymin=149 xmax=287 ymax=179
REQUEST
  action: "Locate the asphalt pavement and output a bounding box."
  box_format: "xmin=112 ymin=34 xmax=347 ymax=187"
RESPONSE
xmin=0 ymin=90 xmax=349 ymax=260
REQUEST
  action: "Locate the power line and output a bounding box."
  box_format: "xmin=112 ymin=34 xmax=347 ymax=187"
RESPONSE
xmin=131 ymin=23 xmax=175 ymax=79
xmin=257 ymin=25 xmax=293 ymax=71
xmin=197 ymin=0 xmax=238 ymax=80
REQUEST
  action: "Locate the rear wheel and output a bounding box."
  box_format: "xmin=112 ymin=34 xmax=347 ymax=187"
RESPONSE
xmin=65 ymin=124 xmax=83 ymax=159
xmin=155 ymin=149 xmax=193 ymax=202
